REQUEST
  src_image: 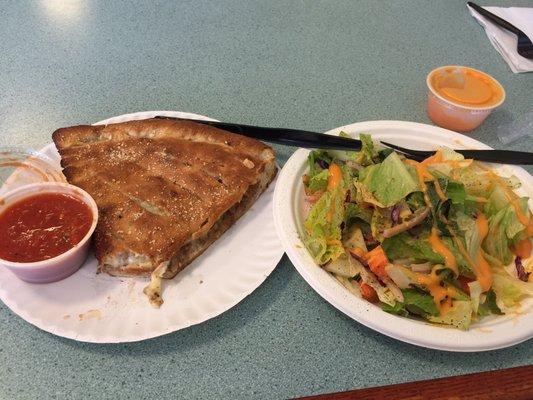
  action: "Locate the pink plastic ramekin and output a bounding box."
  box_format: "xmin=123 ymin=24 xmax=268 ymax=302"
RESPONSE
xmin=0 ymin=182 xmax=98 ymax=283
xmin=426 ymin=66 xmax=506 ymax=132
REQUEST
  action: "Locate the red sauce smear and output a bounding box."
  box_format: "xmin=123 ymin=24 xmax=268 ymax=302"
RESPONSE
xmin=0 ymin=193 xmax=93 ymax=263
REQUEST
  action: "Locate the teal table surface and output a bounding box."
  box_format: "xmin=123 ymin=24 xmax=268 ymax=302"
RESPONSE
xmin=1 ymin=1 xmax=532 ymax=399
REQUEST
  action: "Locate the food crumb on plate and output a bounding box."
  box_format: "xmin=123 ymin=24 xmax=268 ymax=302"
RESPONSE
xmin=105 ymin=295 xmax=118 ymax=307
xmin=62 ymin=314 xmax=71 ymax=320
xmin=452 ymin=138 xmax=465 ymax=147
xmin=78 ymin=309 xmax=102 ymax=321
xmin=510 ymin=305 xmax=525 ymax=326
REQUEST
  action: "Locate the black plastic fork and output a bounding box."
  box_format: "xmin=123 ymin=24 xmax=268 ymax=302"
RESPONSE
xmin=380 ymin=141 xmax=532 ymax=164
xmin=155 ymin=116 xmax=533 ymax=165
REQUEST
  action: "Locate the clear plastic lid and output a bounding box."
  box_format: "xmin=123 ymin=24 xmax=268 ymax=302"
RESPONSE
xmin=497 ymin=110 xmax=533 ymax=145
xmin=0 ymin=147 xmax=65 ymax=195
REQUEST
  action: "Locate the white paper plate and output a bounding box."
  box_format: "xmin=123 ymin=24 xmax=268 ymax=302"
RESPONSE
xmin=273 ymin=120 xmax=533 ymax=352
xmin=0 ymin=111 xmax=284 ymax=343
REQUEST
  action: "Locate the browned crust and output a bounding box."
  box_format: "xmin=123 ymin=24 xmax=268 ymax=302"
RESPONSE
xmin=52 ymin=118 xmax=276 ymax=277
xmin=102 ymin=162 xmax=276 ymax=278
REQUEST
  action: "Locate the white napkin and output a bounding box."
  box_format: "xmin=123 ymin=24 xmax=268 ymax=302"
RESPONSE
xmin=468 ymin=5 xmax=533 ymax=73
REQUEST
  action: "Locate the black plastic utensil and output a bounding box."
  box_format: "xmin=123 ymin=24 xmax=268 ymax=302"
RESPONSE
xmin=156 ymin=117 xmax=364 ymax=151
xmin=468 ymin=2 xmax=533 ymax=59
xmin=155 ymin=116 xmax=533 ymax=165
xmin=380 ymin=141 xmax=533 ymax=164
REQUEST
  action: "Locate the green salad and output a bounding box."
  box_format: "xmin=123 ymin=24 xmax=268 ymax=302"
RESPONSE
xmin=302 ymin=133 xmax=533 ymax=330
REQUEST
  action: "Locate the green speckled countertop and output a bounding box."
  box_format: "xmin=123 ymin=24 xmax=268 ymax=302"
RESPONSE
xmin=1 ymin=1 xmax=532 ymax=399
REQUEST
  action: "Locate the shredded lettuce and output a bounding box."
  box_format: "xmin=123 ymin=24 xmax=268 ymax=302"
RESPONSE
xmin=381 ymin=288 xmax=440 ymax=318
xmin=342 ymin=225 xmax=367 ymax=252
xmin=354 ymin=133 xmax=379 ymax=166
xmin=382 ymin=232 xmax=444 ymax=264
xmin=344 ymin=203 xmax=372 ymax=226
xmin=304 ymin=186 xmax=345 ymax=265
xmin=483 ymin=201 xmax=528 ymax=265
xmin=353 ymin=181 xmax=386 ymax=208
xmin=456 ymin=211 xmax=483 ymax=263
xmin=307 ymin=150 xmax=331 ymax=178
xmin=441 ymin=148 xmax=465 ymax=161
xmin=324 ymin=253 xmax=358 ymax=278
xmin=456 ymin=168 xmax=493 ymax=197
xmin=406 ymin=191 xmax=426 ymax=211
xmin=361 ymin=152 xmax=418 ymax=207
xmin=428 ymin=169 xmax=467 ymax=206
xmin=381 ymin=301 xmax=409 ymax=317
xmin=326 ymin=131 xmax=361 ymax=162
xmin=492 ymin=270 xmax=533 ymax=310
xmin=468 ymin=281 xmax=482 ymax=314
xmin=484 ymin=185 xmax=507 ymax=217
xmin=426 ymin=148 xmax=467 ymax=177
xmin=401 ymin=289 xmax=439 ymax=317
xmin=429 ymin=300 xmax=472 ymax=330
xmin=328 ymin=132 xmax=382 ymax=165
xmin=308 ymin=169 xmax=329 ymax=192
xmin=477 ymin=289 xmax=503 ymax=316
xmin=370 ymin=207 xmax=393 ymax=242
xmin=444 ymin=181 xmax=467 ymax=205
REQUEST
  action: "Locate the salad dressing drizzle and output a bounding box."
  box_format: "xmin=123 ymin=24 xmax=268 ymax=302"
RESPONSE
xmin=503 ymin=191 xmax=530 ymax=228
xmin=429 ymin=227 xmax=458 ymax=275
xmin=416 ymin=266 xmax=456 ymax=315
xmin=449 ymin=215 xmax=492 ymax=292
xmin=404 ymin=159 xmax=433 ymax=209
xmin=512 ymin=238 xmax=532 ymax=259
xmin=407 ymin=154 xmax=461 ymax=281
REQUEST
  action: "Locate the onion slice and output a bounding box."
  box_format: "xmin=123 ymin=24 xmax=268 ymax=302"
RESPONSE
xmin=382 ymin=207 xmax=430 ymax=238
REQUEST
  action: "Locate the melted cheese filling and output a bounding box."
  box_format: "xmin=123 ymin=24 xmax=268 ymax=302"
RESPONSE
xmin=143 ymin=261 xmax=170 ymax=308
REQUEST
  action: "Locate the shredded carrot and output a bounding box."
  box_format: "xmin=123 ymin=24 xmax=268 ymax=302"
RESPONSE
xmin=512 ymin=238 xmax=532 ymax=259
xmin=327 ymin=163 xmax=343 ymax=191
xmin=348 ymin=247 xmax=366 ymax=259
xmin=421 ymin=149 xmax=444 ymax=166
xmin=325 ymin=163 xmax=343 ymax=222
xmin=359 ymin=282 xmax=379 ymax=303
xmin=365 ymin=245 xmax=389 ymax=279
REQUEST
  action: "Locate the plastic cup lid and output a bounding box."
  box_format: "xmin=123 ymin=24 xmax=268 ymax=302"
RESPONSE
xmin=0 ymin=147 xmax=65 ymax=196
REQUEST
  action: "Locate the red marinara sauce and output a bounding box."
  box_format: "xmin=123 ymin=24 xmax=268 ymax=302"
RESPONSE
xmin=0 ymin=192 xmax=93 ymax=263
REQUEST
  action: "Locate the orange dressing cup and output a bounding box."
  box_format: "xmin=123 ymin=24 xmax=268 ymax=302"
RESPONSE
xmin=426 ymin=66 xmax=505 ymax=132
